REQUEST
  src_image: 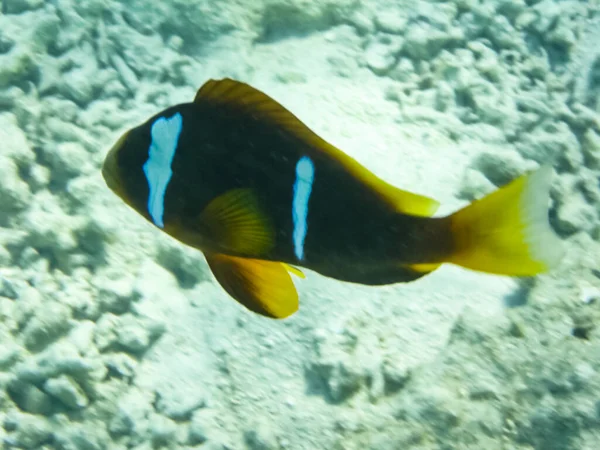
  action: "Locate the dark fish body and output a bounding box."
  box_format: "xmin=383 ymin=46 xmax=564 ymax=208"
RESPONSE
xmin=103 ymin=79 xmax=563 ymax=318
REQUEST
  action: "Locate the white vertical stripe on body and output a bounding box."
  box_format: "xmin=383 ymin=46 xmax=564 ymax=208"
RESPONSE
xmin=142 ymin=112 xmax=183 ymax=228
xmin=292 ymin=156 xmax=315 ymax=260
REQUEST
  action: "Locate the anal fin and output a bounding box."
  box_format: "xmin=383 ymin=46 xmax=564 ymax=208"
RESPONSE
xmin=205 ymin=253 xmax=299 ymax=319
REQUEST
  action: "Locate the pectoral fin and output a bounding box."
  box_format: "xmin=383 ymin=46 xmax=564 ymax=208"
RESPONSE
xmin=199 ymin=188 xmax=275 ymax=256
xmin=205 ymin=253 xmax=299 ymax=319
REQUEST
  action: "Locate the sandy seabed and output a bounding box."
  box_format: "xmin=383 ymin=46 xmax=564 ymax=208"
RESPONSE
xmin=0 ymin=0 xmax=599 ymax=449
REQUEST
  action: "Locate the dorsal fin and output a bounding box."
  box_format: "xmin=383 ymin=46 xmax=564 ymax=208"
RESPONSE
xmin=194 ymin=79 xmax=439 ymax=217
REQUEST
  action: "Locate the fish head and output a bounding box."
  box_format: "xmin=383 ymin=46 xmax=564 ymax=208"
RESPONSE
xmin=102 ymin=121 xmax=154 ymax=217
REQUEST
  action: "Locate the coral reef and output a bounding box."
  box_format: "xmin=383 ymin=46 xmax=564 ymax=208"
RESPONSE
xmin=0 ymin=0 xmax=598 ymax=448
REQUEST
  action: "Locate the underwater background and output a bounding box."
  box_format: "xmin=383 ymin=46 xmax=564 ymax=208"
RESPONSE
xmin=0 ymin=0 xmax=599 ymax=449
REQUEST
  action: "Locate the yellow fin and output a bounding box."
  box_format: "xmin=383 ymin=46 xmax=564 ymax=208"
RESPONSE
xmin=391 ymin=190 xmax=439 ymax=217
xmin=282 ymin=263 xmax=305 ymax=278
xmin=199 ymin=188 xmax=274 ymax=255
xmin=195 ymin=79 xmax=439 ymax=217
xmin=447 ymin=166 xmax=564 ymax=276
xmin=205 ymin=253 xmax=299 ymax=319
xmin=406 ymin=263 xmax=441 ymax=273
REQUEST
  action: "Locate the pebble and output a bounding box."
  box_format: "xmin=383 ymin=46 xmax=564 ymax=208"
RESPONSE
xmin=0 ymin=156 xmax=32 ymax=214
xmin=110 ymin=54 xmax=138 ymax=94
xmin=374 ymin=11 xmax=407 ymax=34
xmin=188 ymin=410 xmax=215 ymax=446
xmin=404 ymin=22 xmax=463 ymax=60
xmin=4 ymin=412 xmax=53 ymax=449
xmin=3 ymin=0 xmax=44 ymax=13
xmin=457 ymin=168 xmax=496 ymax=201
xmin=94 ymin=272 xmax=137 ymax=315
xmin=365 ymin=35 xmax=403 ymax=75
xmin=0 ymin=343 xmax=21 ymax=370
xmin=555 ymin=193 xmax=597 ymax=235
xmin=54 ymin=422 xmax=110 ymax=450
xmin=116 ymin=314 xmax=156 ymax=354
xmin=517 ymin=122 xmax=582 ymax=171
xmin=102 ymin=352 xmax=138 ymax=380
xmin=582 ymin=129 xmax=600 ymax=169
xmin=14 ymin=341 xmax=106 ymax=385
xmin=149 ymin=414 xmax=178 ymax=447
xmin=22 ymin=301 xmax=72 ymax=351
xmin=472 ymin=150 xmax=530 ymax=186
xmin=0 ymin=275 xmax=19 ymax=299
xmin=68 ymin=320 xmax=96 ymax=355
xmin=244 ymin=421 xmax=278 ymax=450
xmin=7 ymin=380 xmax=54 ymax=416
xmin=44 ymin=375 xmax=89 ymax=410
xmin=155 ymin=384 xmax=206 ymax=421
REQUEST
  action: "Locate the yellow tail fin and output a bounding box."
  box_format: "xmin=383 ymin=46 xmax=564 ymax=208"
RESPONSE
xmin=447 ymin=166 xmax=564 ymax=276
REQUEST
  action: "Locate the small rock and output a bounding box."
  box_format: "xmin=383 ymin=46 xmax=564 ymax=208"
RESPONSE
xmin=115 ymin=314 xmax=154 ymax=354
xmin=44 ymin=375 xmax=89 ymax=410
xmin=0 ymin=245 xmax=11 ymax=266
xmin=3 ymin=0 xmax=44 ymax=14
xmin=488 ymin=15 xmax=519 ymax=50
xmin=457 ymin=168 xmax=496 ymax=201
xmin=404 ymin=22 xmax=463 ymax=60
xmin=555 ymin=194 xmax=597 ymax=235
xmin=54 ymin=422 xmax=110 ymax=450
xmin=22 ymin=301 xmax=72 ymax=351
xmin=0 ymin=274 xmax=19 ymax=299
xmin=517 ymin=122 xmax=582 ymax=171
xmin=580 ymin=286 xmax=600 ymax=305
xmin=42 ymin=141 xmax=94 ymax=180
xmin=57 ymin=66 xmax=97 ymax=106
xmin=150 ymin=414 xmax=178 ymax=447
xmin=28 ymin=164 xmax=51 ymax=191
xmin=413 ymin=1 xmax=457 ymax=29
xmin=103 ymin=352 xmax=138 ymax=380
xmin=0 ymin=113 xmax=35 ymax=166
xmin=349 ymin=10 xmax=374 ymax=35
xmin=389 ymin=57 xmax=417 ymax=82
xmin=109 ymin=389 xmax=153 ymax=438
xmin=188 ymin=409 xmax=216 ymax=445
xmin=467 ymin=373 xmax=501 ymax=400
xmin=435 ymin=81 xmax=455 ymax=112
xmin=68 ymin=320 xmax=96 ymax=355
xmin=382 ymin=358 xmax=411 ymax=394
xmin=155 ymin=383 xmax=206 ymax=421
xmin=321 ymin=360 xmax=363 ymax=403
xmin=156 ymin=240 xmax=210 ymax=288
xmin=465 ymin=80 xmax=516 ymax=126
xmin=93 ymin=313 xmax=120 ymax=351
xmin=110 ymin=54 xmax=139 ymax=94
xmin=571 ymin=363 xmax=596 ymax=388
xmin=244 ymin=420 xmax=278 ymax=450
xmin=546 ymin=17 xmax=577 ymax=49
xmin=582 ymin=129 xmax=600 ymax=170
xmin=0 ymin=342 xmax=21 ymax=370
xmin=472 ymin=150 xmax=531 ymax=186
xmin=94 ymin=272 xmax=138 ymax=314
xmin=365 ymin=35 xmax=403 ymax=75
xmin=374 ymin=10 xmax=408 ymax=34
xmin=0 ymin=156 xmax=32 ymax=215
xmin=14 ymin=341 xmax=107 ymax=385
xmin=7 ymin=379 xmax=54 ymax=416
xmin=4 ymin=412 xmax=53 ymax=449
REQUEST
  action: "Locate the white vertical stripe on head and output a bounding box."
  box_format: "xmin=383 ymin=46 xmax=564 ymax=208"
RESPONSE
xmin=142 ymin=112 xmax=183 ymax=228
xmin=292 ymin=156 xmax=315 ymax=260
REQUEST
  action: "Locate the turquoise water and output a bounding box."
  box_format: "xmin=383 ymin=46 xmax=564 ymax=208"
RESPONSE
xmin=0 ymin=0 xmax=599 ymax=448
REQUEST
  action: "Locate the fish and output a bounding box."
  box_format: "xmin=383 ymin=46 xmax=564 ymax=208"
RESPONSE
xmin=102 ymin=78 xmax=564 ymax=319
